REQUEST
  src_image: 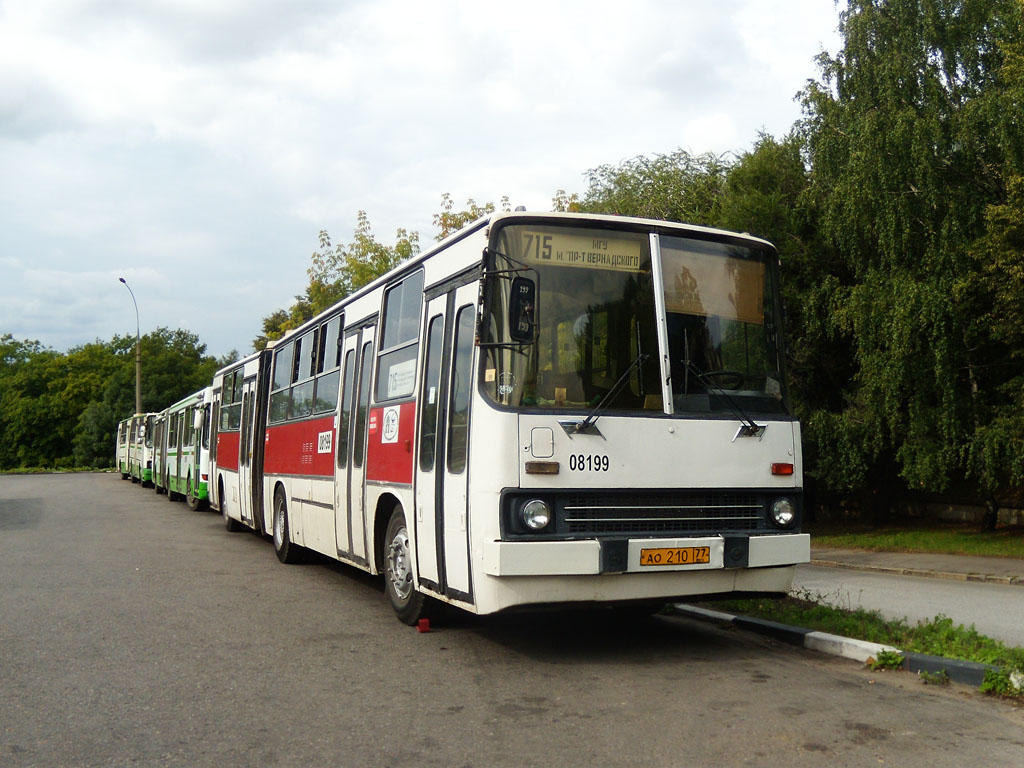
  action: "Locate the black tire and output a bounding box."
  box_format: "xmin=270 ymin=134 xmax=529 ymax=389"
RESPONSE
xmin=186 ymin=475 xmax=203 ymax=512
xmin=220 ymin=477 xmax=243 ymax=531
xmin=272 ymin=490 xmax=302 ymax=564
xmin=383 ymin=508 xmax=426 ymax=625
xmin=168 ymin=482 xmax=180 ymax=502
xmin=223 ymin=500 xmax=244 ymax=532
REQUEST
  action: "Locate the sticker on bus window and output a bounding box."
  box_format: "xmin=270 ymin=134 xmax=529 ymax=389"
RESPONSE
xmin=381 ymin=406 xmax=400 ymax=444
xmin=387 ymin=359 xmax=416 ymax=398
xmin=317 ymin=431 xmax=333 ymax=454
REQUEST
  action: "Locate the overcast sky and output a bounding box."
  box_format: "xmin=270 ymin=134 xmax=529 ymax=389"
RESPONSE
xmin=0 ymin=0 xmax=843 ymax=358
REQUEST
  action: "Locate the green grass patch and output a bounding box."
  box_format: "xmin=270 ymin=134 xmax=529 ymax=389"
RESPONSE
xmin=703 ymin=590 xmax=1024 ymax=687
xmin=810 ymin=525 xmax=1024 ymax=559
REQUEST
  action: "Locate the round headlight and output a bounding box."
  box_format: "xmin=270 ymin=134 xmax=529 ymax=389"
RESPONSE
xmin=771 ymin=497 xmax=796 ymax=527
xmin=521 ymin=499 xmax=552 ymax=531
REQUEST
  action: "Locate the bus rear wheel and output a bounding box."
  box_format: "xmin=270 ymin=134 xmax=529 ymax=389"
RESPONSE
xmin=273 ymin=491 xmax=302 ymax=564
xmin=384 ymin=508 xmax=426 ymax=625
xmin=221 ymin=478 xmax=242 ymax=532
xmin=186 ymin=476 xmax=203 ymax=512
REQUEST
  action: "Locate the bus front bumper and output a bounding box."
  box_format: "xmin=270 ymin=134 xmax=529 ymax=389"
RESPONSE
xmin=482 ymin=533 xmax=809 ymax=576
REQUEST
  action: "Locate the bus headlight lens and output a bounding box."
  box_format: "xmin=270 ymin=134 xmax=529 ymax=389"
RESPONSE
xmin=771 ymin=498 xmax=796 ymax=527
xmin=521 ymin=499 xmax=552 ymax=531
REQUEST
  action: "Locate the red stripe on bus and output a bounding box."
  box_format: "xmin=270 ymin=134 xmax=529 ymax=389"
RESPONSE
xmin=217 ymin=431 xmax=240 ymax=472
xmin=264 ymin=415 xmax=336 ymax=476
xmin=366 ymin=401 xmax=416 ymax=485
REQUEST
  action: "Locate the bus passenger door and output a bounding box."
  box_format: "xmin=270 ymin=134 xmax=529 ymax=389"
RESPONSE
xmin=440 ymin=288 xmax=476 ymax=598
xmin=334 ymin=332 xmax=359 ymax=558
xmin=335 ymin=326 xmax=374 ymax=566
xmin=173 ymin=412 xmax=184 ymax=490
xmin=418 ymin=284 xmax=476 ymax=599
xmin=238 ymin=377 xmax=257 ymax=529
xmin=413 ymin=298 xmax=446 ymax=588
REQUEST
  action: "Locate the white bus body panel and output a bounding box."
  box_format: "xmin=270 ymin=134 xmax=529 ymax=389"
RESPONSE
xmin=445 ymin=402 xmax=806 ymax=615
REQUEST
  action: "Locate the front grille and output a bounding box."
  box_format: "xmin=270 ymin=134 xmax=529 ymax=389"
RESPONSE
xmin=558 ymin=491 xmax=766 ymax=536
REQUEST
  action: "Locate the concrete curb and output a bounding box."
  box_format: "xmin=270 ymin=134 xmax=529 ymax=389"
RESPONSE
xmin=810 ymin=558 xmax=1024 ymax=586
xmin=672 ymin=604 xmax=996 ymax=687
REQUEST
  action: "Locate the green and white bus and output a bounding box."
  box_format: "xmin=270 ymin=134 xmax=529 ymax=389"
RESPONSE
xmin=153 ymin=388 xmax=213 ymax=511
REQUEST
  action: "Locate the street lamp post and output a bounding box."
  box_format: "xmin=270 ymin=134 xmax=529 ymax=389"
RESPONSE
xmin=119 ymin=277 xmax=142 ymax=415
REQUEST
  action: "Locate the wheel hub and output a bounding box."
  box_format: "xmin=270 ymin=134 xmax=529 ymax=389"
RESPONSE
xmin=274 ymin=502 xmax=284 ymax=548
xmin=388 ymin=528 xmax=413 ymax=601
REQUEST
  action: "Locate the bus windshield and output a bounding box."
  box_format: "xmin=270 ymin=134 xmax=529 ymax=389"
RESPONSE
xmin=482 ymin=222 xmax=788 ymax=417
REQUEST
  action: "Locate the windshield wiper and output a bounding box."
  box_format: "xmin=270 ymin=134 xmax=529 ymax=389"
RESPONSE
xmin=681 ymin=359 xmax=765 ymax=439
xmin=563 ymin=353 xmax=648 ymax=437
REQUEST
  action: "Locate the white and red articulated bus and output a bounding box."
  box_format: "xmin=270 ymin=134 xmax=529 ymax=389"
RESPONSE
xmin=197 ymin=211 xmax=809 ymax=624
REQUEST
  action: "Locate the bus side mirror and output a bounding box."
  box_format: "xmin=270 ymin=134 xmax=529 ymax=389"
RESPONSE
xmin=194 ymin=409 xmax=204 ymax=431
xmin=508 ymin=276 xmax=537 ymax=343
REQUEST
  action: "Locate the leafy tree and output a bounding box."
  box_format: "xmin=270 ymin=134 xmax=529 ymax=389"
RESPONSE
xmin=0 ymin=329 xmax=219 ymax=469
xmin=255 ymin=212 xmax=420 ymax=350
xmin=256 ymin=195 xmax=512 ymax=351
xmin=551 ymin=189 xmax=582 ymax=212
xmin=715 ymin=134 xmax=855 ymax=508
xmin=73 ymin=398 xmax=118 ymax=467
xmin=578 ymin=149 xmax=732 ymax=225
xmin=0 ymin=335 xmax=62 ymax=467
xmin=800 ymin=0 xmax=1024 ymax=523
xmin=311 ymin=211 xmax=420 ymax=299
xmin=433 ymin=193 xmax=510 ymax=240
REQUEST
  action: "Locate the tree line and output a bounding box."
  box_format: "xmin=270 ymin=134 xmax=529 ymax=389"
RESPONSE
xmin=3 ymin=0 xmax=1022 ymax=530
xmin=0 ymin=330 xmax=228 ymax=470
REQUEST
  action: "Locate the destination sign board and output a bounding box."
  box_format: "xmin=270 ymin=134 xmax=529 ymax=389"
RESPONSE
xmin=519 ymin=231 xmax=646 ymax=273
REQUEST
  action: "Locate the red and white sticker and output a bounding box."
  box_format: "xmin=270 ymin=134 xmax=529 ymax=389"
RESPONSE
xmin=381 ymin=406 xmax=400 ymax=444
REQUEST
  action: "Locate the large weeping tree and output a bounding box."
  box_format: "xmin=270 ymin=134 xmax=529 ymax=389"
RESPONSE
xmin=800 ymin=0 xmax=1024 ymax=526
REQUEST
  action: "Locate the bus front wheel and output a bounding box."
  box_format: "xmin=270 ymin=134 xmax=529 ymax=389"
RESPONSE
xmin=384 ymin=508 xmax=426 ymax=625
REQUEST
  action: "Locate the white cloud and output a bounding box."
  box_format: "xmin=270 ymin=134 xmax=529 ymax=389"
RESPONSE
xmin=0 ymin=0 xmax=843 ymax=356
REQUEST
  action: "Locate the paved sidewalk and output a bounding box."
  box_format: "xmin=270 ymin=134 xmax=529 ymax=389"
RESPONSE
xmin=811 ymin=547 xmax=1024 ymax=586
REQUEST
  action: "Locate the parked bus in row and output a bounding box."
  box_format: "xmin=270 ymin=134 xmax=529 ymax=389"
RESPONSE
xmin=194 ymin=211 xmax=809 ymax=624
xmin=208 ymin=350 xmax=272 ymax=534
xmin=124 ymin=413 xmax=155 ymax=486
xmin=116 ymin=418 xmax=130 ymax=479
xmin=152 ymin=388 xmax=213 ymax=510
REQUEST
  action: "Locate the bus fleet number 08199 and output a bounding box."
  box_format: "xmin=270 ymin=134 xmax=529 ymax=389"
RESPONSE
xmin=568 ymin=454 xmax=609 ymax=472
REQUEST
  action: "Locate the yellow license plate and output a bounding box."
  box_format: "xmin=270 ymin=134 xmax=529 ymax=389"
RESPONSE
xmin=639 ymin=546 xmax=711 ymax=567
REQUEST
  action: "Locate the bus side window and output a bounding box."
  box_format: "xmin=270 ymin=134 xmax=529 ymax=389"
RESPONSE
xmin=447 ymin=306 xmax=475 ymax=474
xmin=270 ymin=342 xmax=294 ymax=424
xmin=338 ymin=349 xmax=356 ymax=469
xmin=418 ymin=315 xmax=444 ymax=471
xmin=313 ymin=315 xmax=342 ymax=414
xmin=377 ymin=271 xmax=424 ymax=402
xmin=352 ymin=341 xmax=373 ymax=469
